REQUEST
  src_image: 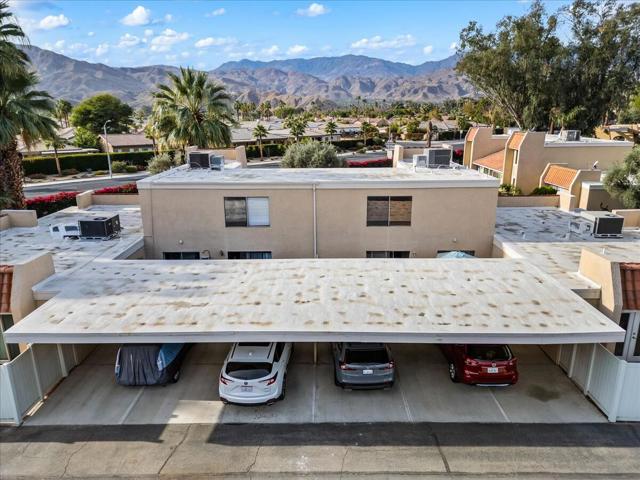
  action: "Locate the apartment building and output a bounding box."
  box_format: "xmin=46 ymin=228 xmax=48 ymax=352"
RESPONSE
xmin=137 ymin=166 xmax=499 ymax=261
xmin=463 ymin=127 xmax=633 ymax=194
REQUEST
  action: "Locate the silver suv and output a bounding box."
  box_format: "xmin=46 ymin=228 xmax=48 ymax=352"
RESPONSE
xmin=332 ymin=342 xmax=395 ymax=389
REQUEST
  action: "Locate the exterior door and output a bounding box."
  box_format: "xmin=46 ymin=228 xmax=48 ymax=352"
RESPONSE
xmin=616 ymin=312 xmax=640 ymax=362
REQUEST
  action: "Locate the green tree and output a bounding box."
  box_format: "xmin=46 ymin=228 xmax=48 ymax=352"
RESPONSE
xmin=0 ymin=71 xmax=57 ymax=209
xmin=361 ymin=121 xmax=378 ymax=147
xmin=73 ymin=127 xmax=100 ymax=149
xmin=282 ymin=142 xmax=344 ymax=168
xmin=70 ymin=93 xmax=133 ymax=134
xmin=44 ymin=134 xmax=66 ymax=175
xmin=253 ymin=123 xmax=268 ymax=161
xmin=324 ymin=120 xmax=337 ymax=141
xmin=152 ymin=67 xmax=235 ymax=150
xmin=0 ymin=1 xmax=29 ymax=79
xmin=284 ymin=116 xmax=307 ymax=142
xmin=604 ymin=146 xmax=640 ymax=208
xmin=55 ymin=99 xmax=72 ymax=127
xmin=258 ymin=101 xmax=272 ymax=120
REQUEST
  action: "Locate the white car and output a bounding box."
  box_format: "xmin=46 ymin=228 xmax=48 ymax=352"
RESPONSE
xmin=219 ymin=342 xmax=292 ymax=405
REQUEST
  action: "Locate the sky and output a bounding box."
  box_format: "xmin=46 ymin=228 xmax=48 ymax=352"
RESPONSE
xmin=10 ymin=0 xmax=574 ymax=70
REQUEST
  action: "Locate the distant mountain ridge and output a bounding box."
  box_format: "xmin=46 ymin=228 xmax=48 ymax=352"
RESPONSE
xmin=22 ymin=45 xmax=473 ymax=108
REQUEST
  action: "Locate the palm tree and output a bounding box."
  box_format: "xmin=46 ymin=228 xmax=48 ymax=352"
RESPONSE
xmin=152 ymin=67 xmax=235 ymax=151
xmin=324 ymin=120 xmax=337 ymax=142
xmin=233 ymin=100 xmax=242 ymax=120
xmin=0 ymin=2 xmax=29 ymax=79
xmin=1 ymin=71 xmax=57 ymax=208
xmin=253 ymin=123 xmax=268 ymax=161
xmin=44 ymin=134 xmax=66 ymax=176
xmin=361 ymin=121 xmax=378 ymax=147
xmin=258 ymin=101 xmax=272 ymax=120
xmin=55 ymin=99 xmax=72 ymax=127
xmin=284 ymin=116 xmax=307 ymax=143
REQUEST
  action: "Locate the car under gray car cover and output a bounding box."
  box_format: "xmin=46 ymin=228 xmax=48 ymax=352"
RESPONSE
xmin=115 ymin=344 xmax=171 ymax=386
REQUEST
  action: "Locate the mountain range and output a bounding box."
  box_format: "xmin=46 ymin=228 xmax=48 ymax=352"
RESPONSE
xmin=23 ymin=45 xmax=473 ymax=108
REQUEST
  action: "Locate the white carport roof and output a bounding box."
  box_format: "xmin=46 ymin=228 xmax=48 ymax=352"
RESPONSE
xmin=5 ymin=258 xmax=624 ymax=345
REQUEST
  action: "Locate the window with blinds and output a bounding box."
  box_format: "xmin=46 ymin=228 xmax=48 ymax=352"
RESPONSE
xmin=224 ymin=197 xmax=270 ymax=227
xmin=366 ymin=251 xmax=410 ymax=258
xmin=228 ymin=251 xmax=273 ymax=259
xmin=366 ymin=196 xmax=412 ymax=226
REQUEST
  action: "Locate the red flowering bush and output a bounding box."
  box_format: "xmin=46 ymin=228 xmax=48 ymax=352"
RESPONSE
xmin=347 ymin=158 xmax=392 ymax=168
xmin=453 ymin=148 xmax=464 ymax=160
xmin=26 ymin=191 xmax=78 ymax=218
xmin=94 ymin=183 xmax=138 ymax=195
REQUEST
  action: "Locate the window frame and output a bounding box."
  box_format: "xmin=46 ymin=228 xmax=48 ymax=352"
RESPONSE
xmin=366 ymin=251 xmax=411 ymax=258
xmin=224 ymin=196 xmax=270 ymax=227
xmin=366 ymin=195 xmax=412 ymax=227
xmin=163 ymin=251 xmax=201 ymax=260
xmin=227 ymin=251 xmax=273 ymax=260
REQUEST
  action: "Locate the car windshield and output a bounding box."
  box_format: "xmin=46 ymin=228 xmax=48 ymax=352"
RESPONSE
xmin=467 ymin=345 xmax=511 ymax=361
xmin=345 ymin=348 xmax=389 ymax=365
xmin=225 ymin=362 xmax=272 ymax=380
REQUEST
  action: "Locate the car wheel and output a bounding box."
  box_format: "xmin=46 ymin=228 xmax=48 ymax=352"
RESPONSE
xmin=172 ymin=369 xmax=180 ymax=383
xmin=278 ymin=375 xmax=287 ymax=401
xmin=449 ymin=363 xmax=459 ymax=383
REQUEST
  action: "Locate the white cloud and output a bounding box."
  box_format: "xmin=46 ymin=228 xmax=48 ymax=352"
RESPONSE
xmin=121 ymin=6 xmax=151 ymax=26
xmin=144 ymin=28 xmax=153 ymax=37
xmin=88 ymin=31 xmax=95 ymax=37
xmin=194 ymin=36 xmax=236 ymax=48
xmin=423 ymin=45 xmax=433 ymax=55
xmin=296 ymin=3 xmax=329 ymax=17
xmin=164 ymin=13 xmax=173 ymax=22
xmin=351 ymin=34 xmax=416 ymax=50
xmin=287 ymin=44 xmax=308 ymax=55
xmin=38 ymin=14 xmax=69 ymax=30
xmin=150 ymin=28 xmax=189 ymax=52
xmin=449 ymin=42 xmax=458 ymax=50
xmin=95 ymin=43 xmax=109 ymax=56
xmin=207 ymin=7 xmax=226 ymax=16
xmin=261 ymin=45 xmax=280 ymax=56
xmin=118 ymin=33 xmax=141 ymax=48
xmin=181 ymin=51 xmax=190 ymax=58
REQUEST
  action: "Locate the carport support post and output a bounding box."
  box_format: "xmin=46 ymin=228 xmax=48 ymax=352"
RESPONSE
xmin=584 ymin=343 xmax=597 ymax=395
xmin=313 ymin=342 xmax=317 ymax=364
xmin=568 ymin=344 xmax=578 ymax=379
xmin=57 ymin=344 xmax=69 ymax=377
xmin=29 ymin=346 xmax=44 ymax=400
xmin=608 ymin=360 xmax=627 ymax=423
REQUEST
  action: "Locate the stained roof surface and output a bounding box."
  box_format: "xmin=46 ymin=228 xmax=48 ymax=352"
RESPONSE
xmin=7 ymin=258 xmax=623 ymax=344
xmin=495 ymin=207 xmax=640 ymax=292
xmin=0 ymin=205 xmax=143 ymax=272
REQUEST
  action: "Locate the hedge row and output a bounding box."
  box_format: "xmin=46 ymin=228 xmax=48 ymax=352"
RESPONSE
xmin=245 ymin=143 xmax=287 ymax=158
xmin=94 ymin=183 xmax=138 ymax=195
xmin=25 ymin=191 xmax=78 ymax=218
xmin=23 ymin=151 xmax=155 ymax=176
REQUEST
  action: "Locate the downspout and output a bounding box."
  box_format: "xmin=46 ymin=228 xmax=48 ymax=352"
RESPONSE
xmin=312 ymin=184 xmax=318 ymax=258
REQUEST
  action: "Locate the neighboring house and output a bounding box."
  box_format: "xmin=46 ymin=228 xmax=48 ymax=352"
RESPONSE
xmin=231 ymin=120 xmax=342 ymax=146
xmin=595 ymin=124 xmax=640 ymax=144
xmin=463 ymin=127 xmax=634 ymax=195
xmin=99 ymin=133 xmax=154 ymax=153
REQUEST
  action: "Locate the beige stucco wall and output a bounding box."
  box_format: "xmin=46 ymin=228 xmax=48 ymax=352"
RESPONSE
xmin=463 ymin=128 xmax=508 ymax=169
xmin=497 ymin=195 xmax=559 ymax=208
xmin=141 ymin=185 xmax=498 ymax=259
xmin=612 ymin=209 xmax=640 ymax=228
xmin=578 ymin=248 xmax=621 ymax=323
xmin=578 ymin=184 xmax=624 ymax=211
xmin=0 ymin=210 xmax=38 ymax=230
xmin=10 ymin=253 xmax=55 ymax=323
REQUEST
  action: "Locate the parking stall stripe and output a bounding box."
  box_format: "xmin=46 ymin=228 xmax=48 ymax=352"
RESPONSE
xmin=489 ymin=388 xmax=511 ymax=422
xmin=311 ymin=364 xmax=317 ymax=423
xmin=119 ymin=386 xmax=145 ymax=424
xmin=398 ymin=373 xmax=414 ymax=423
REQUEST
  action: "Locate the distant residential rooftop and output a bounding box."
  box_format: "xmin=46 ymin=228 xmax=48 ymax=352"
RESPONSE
xmin=495 ymin=207 xmax=640 ymax=294
xmin=0 ymin=205 xmax=143 ymax=272
xmin=137 ymin=165 xmax=500 ymax=190
xmin=99 ymin=133 xmax=153 ymax=147
xmin=543 ymin=134 xmax=631 ymax=146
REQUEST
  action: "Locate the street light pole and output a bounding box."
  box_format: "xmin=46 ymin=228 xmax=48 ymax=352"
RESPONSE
xmin=103 ymin=119 xmax=112 ymax=178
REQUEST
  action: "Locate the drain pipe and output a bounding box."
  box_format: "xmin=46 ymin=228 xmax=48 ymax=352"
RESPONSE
xmin=312 ymin=184 xmax=318 ymax=258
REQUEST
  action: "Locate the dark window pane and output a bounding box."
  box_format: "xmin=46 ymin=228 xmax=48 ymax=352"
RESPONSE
xmin=181 ymin=252 xmax=200 ymax=260
xmin=366 ymin=251 xmax=389 ymax=258
xmin=389 ymin=196 xmax=412 ymax=226
xmin=163 ymin=252 xmax=181 ymax=260
xmin=344 ymin=348 xmax=389 ymax=364
xmin=225 ymin=197 xmax=247 ymax=227
xmin=225 ymin=362 xmax=273 ymax=380
xmin=392 ymin=251 xmax=410 ymax=258
xmin=228 ymin=251 xmax=272 ymax=260
xmin=367 ymin=196 xmax=389 ymax=226
xmin=614 ymin=313 xmax=630 ymax=356
xmin=466 ymin=345 xmax=511 ymax=361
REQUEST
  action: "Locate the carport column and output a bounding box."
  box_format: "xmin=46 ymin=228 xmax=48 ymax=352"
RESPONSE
xmin=57 ymin=344 xmax=69 ymax=377
xmin=29 ymin=346 xmax=44 ymax=400
xmin=608 ymin=360 xmax=627 ymax=423
xmin=568 ymin=344 xmax=578 ymax=379
xmin=584 ymin=343 xmax=597 ymax=395
xmin=313 ymin=342 xmax=317 ymax=364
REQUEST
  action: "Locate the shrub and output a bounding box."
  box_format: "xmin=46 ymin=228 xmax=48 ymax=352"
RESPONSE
xmin=26 ymin=173 xmax=47 ymax=180
xmin=111 ymin=161 xmax=128 ymax=173
xmin=94 ymin=183 xmax=138 ymax=195
xmin=26 ymin=191 xmax=78 ymax=217
xmin=22 ymin=151 xmax=155 ymax=176
xmin=93 ymin=170 xmax=108 ymax=176
xmin=347 ymin=158 xmax=392 ymax=168
xmin=282 ymin=142 xmax=344 ymax=168
xmin=245 ymin=143 xmax=286 ymax=158
xmin=499 ymin=183 xmax=523 ymax=196
xmin=148 ymin=153 xmax=180 ymax=174
xmin=531 ymin=186 xmax=558 ymax=195
xmin=125 ymin=165 xmax=138 ymax=173
xmin=60 ymin=168 xmax=79 ymax=176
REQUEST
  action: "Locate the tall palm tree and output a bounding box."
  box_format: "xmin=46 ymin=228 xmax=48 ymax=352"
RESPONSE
xmin=253 ymin=123 xmax=268 ymax=161
xmin=44 ymin=134 xmax=66 ymax=176
xmin=284 ymin=116 xmax=307 ymax=143
xmin=324 ymin=120 xmax=337 ymax=143
xmin=1 ymin=71 xmax=58 ymax=208
xmin=152 ymin=67 xmax=235 ymax=150
xmin=55 ymin=99 xmax=72 ymax=127
xmin=1 ymin=2 xmax=57 ymax=209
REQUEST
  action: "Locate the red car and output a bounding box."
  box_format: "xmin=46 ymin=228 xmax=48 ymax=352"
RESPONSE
xmin=440 ymin=344 xmax=518 ymax=386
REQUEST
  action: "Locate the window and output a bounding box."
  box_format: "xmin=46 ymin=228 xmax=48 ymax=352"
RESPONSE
xmin=366 ymin=196 xmax=412 ymax=226
xmin=614 ymin=313 xmax=631 ymax=356
xmin=228 ymin=251 xmax=272 ymax=260
xmin=366 ymin=251 xmax=410 ymax=258
xmin=274 ymin=342 xmax=285 ymax=362
xmin=163 ymin=252 xmax=201 ymax=260
xmin=0 ymin=314 xmax=19 ymax=362
xmin=436 ymin=250 xmax=476 ymax=256
xmin=224 ymin=197 xmax=270 ymax=227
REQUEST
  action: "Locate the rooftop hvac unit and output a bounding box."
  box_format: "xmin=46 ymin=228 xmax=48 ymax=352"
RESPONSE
xmin=49 ymin=223 xmax=80 ymax=239
xmin=426 ymin=148 xmax=452 ymax=168
xmin=209 ymin=154 xmax=224 ymax=171
xmin=188 ymin=151 xmax=210 ymax=169
xmin=79 ymin=214 xmax=121 ymax=240
xmin=412 ymin=154 xmax=428 ymax=168
xmin=560 ymin=130 xmax=581 ymax=142
xmin=579 ymin=211 xmax=624 ymax=238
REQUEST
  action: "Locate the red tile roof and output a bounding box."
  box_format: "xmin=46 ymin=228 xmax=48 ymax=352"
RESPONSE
xmin=621 ymin=263 xmax=640 ymax=310
xmin=508 ymin=132 xmax=526 ymax=149
xmin=466 ymin=127 xmax=479 ymax=142
xmin=473 ymin=150 xmax=504 ymax=172
xmin=0 ymin=265 xmax=13 ymax=314
xmin=543 ymin=165 xmax=578 ymax=190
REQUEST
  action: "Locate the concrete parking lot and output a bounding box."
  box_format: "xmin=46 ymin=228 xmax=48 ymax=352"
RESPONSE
xmin=25 ymin=343 xmax=606 ymax=426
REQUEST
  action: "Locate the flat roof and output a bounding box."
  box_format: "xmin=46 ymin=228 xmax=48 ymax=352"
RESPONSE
xmin=0 ymin=205 xmax=143 ymax=273
xmin=7 ymin=258 xmax=623 ymax=345
xmin=137 ymin=165 xmax=499 ymax=190
xmin=495 ymin=208 xmax=640 ymax=293
xmin=543 ymin=134 xmax=633 ymax=147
